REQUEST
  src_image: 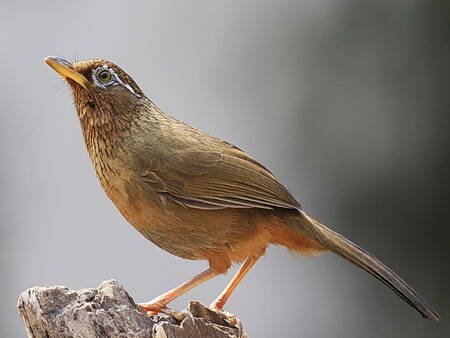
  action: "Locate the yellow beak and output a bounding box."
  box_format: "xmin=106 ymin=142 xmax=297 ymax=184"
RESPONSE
xmin=44 ymin=56 xmax=90 ymax=90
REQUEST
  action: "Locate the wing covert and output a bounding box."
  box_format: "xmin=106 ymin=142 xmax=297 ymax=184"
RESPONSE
xmin=140 ymin=147 xmax=301 ymax=211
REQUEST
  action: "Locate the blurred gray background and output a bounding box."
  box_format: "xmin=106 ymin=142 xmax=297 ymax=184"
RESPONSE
xmin=1 ymin=1 xmax=448 ymax=337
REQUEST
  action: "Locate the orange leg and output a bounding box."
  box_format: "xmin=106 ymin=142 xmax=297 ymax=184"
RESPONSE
xmin=210 ymin=255 xmax=260 ymax=310
xmin=139 ymin=268 xmax=220 ymax=315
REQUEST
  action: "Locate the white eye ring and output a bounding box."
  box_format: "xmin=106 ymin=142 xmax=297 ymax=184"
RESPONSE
xmin=92 ymin=66 xmax=116 ymax=88
xmin=91 ymin=65 xmax=140 ymax=97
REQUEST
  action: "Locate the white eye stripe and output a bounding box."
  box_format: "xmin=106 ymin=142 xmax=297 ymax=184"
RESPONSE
xmin=92 ymin=66 xmax=140 ymax=97
xmin=120 ymin=79 xmax=139 ymax=97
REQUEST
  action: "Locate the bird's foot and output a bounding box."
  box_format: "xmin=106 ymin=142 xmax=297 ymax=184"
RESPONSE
xmin=209 ymin=305 xmax=239 ymax=326
xmin=138 ymin=301 xmax=188 ymax=320
xmin=138 ymin=300 xmax=168 ymax=316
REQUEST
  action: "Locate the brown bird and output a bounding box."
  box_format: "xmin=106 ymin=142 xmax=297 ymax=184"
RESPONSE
xmin=44 ymin=56 xmax=440 ymax=321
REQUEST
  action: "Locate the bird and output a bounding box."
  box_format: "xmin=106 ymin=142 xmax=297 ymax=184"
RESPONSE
xmin=44 ymin=56 xmax=440 ymax=321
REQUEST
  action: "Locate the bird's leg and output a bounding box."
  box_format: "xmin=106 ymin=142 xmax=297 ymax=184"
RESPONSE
xmin=139 ymin=268 xmax=220 ymax=316
xmin=210 ymin=255 xmax=260 ymax=311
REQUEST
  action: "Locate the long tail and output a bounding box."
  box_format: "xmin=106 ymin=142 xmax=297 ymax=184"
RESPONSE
xmin=297 ymin=212 xmax=440 ymax=321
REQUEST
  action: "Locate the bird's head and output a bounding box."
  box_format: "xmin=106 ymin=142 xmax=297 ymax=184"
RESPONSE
xmin=45 ymin=57 xmax=146 ymax=125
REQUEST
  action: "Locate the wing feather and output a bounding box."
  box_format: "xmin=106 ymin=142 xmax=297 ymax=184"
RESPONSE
xmin=140 ymin=146 xmax=301 ymax=211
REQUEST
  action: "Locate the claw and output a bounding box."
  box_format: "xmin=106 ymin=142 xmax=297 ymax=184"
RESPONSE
xmin=138 ymin=301 xmax=190 ymax=321
xmin=138 ymin=300 xmax=167 ymax=316
xmin=161 ymin=308 xmax=190 ymax=321
xmin=209 ymin=306 xmax=239 ymax=326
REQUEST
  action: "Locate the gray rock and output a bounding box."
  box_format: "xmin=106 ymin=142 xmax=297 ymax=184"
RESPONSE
xmin=18 ymin=280 xmax=247 ymax=338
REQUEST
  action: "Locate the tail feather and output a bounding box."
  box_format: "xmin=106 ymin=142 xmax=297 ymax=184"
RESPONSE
xmin=299 ymin=212 xmax=440 ymax=321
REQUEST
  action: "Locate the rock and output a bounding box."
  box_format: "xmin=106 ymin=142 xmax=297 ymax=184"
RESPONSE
xmin=18 ymin=280 xmax=247 ymax=338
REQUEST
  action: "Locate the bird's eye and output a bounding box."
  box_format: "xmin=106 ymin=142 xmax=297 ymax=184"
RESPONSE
xmin=97 ymin=69 xmax=113 ymax=83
